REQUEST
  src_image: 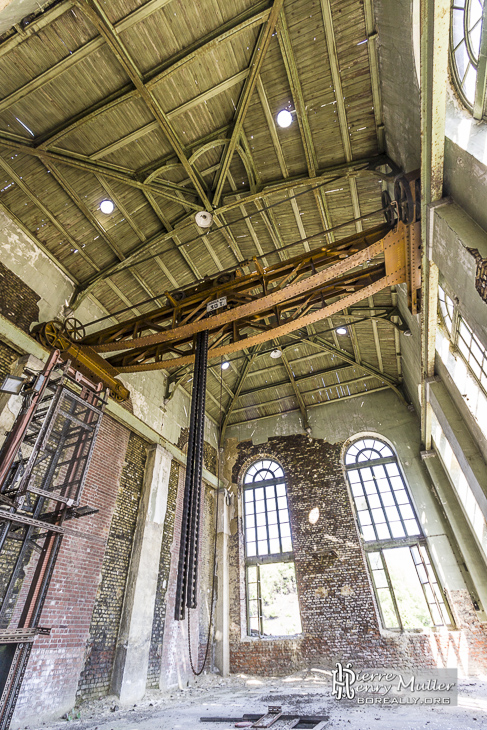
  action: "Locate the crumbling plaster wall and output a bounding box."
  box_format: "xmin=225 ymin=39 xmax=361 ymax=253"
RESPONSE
xmin=0 ymin=209 xmax=218 ymax=449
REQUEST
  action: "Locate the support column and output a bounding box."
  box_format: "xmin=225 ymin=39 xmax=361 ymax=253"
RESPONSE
xmin=111 ymin=444 xmax=173 ymax=703
xmin=214 ymin=487 xmax=232 ymax=677
xmin=0 ymin=354 xmax=44 ymax=439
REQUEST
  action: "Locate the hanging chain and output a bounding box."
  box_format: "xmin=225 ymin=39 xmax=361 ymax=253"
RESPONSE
xmin=187 ymin=354 xmax=224 ymax=675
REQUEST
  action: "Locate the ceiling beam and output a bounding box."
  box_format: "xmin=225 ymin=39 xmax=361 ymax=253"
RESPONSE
xmin=221 ymin=346 xmax=262 ymax=440
xmin=304 ymin=332 xmax=406 ymax=404
xmin=280 ymin=349 xmax=309 ymax=430
xmin=74 ymin=0 xmax=211 ymax=208
xmin=70 ymin=158 xmax=381 ymax=301
xmin=256 ymin=77 xmax=311 ymax=253
xmin=0 ymin=136 xmax=200 ymax=209
xmin=226 ymin=385 xmax=391 ymax=427
xmin=230 ymin=372 xmax=383 ymax=415
xmin=239 ymin=130 xmax=286 ymax=261
xmin=89 ymin=69 xmax=249 ymax=162
xmin=95 ymin=175 xmax=188 ymax=291
xmin=363 ymin=0 xmax=385 ymax=151
xmin=71 ymin=215 xmax=200 ymax=306
xmin=319 ymin=0 xmax=363 ymax=232
xmin=0 ymin=155 xmax=100 ymax=274
xmin=214 ymin=156 xmax=377 ymax=216
xmin=34 ymin=1 xmax=271 ymax=151
xmin=44 ymin=159 xmax=166 ymax=306
xmin=276 ymin=10 xmax=333 ymax=238
xmin=368 ymin=295 xmax=384 ymax=372
xmin=0 ymin=200 xmax=79 ymax=286
xmin=0 ymin=1 xmax=74 ymax=58
xmin=211 ymin=0 xmax=285 ymax=207
xmin=0 ymin=1 xmax=177 ymax=115
xmin=239 ymin=363 xmax=354 ymax=397
xmin=391 ymin=289 xmax=403 ymax=380
xmin=342 ymin=307 xmax=362 ymax=365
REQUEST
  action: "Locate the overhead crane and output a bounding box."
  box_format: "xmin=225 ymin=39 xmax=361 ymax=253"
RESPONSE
xmin=32 ymin=175 xmax=421 ymax=402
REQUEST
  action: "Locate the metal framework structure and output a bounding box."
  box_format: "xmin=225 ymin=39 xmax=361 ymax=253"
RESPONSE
xmin=33 ymin=181 xmax=420 ymax=417
xmin=0 ymin=353 xmax=106 ymax=729
xmin=0 ymin=0 xmax=412 ymax=430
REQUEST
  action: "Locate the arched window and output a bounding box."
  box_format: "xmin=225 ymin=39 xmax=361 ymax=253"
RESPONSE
xmin=242 ymin=460 xmax=301 ymax=637
xmin=345 ymin=438 xmax=452 ymax=630
xmin=345 ymin=438 xmax=421 ymax=541
xmin=450 ymin=0 xmax=487 ymax=118
xmin=243 ymin=459 xmax=291 ymax=557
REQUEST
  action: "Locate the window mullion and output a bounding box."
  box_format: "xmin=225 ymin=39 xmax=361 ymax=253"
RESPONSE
xmin=274 ymin=484 xmax=283 ymax=553
xmin=451 ymin=305 xmax=460 ymax=349
xmin=372 ymin=468 xmax=393 ymax=538
xmin=263 ymin=485 xmax=270 ymax=555
xmin=387 ymin=468 xmax=410 ymax=537
xmin=380 ymin=550 xmax=403 ymax=631
xmin=257 ymin=564 xmax=263 ymax=636
xmin=411 ymin=546 xmax=441 ymax=627
xmin=474 ymin=7 xmax=487 ymax=118
xmin=359 ymin=468 xmax=379 ymax=540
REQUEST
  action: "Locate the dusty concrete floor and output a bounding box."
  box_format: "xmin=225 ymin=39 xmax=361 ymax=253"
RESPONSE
xmin=32 ymin=671 xmax=487 ymax=730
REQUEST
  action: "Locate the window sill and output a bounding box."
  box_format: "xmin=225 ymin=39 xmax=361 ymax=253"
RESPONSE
xmin=241 ymin=633 xmax=303 ymax=642
xmin=379 ymin=626 xmax=457 ymax=637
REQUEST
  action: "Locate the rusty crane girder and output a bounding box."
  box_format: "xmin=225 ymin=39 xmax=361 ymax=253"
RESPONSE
xmin=33 ymin=180 xmax=421 ymax=399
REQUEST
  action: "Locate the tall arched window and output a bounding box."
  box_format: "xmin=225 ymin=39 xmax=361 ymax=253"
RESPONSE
xmin=451 ymin=0 xmax=487 ymax=118
xmin=345 ymin=438 xmax=452 ymax=630
xmin=243 ymin=460 xmax=301 ymax=637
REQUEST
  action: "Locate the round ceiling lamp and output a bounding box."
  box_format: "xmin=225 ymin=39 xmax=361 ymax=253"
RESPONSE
xmin=277 ymin=109 xmax=293 ymax=128
xmin=336 ymin=327 xmax=348 ymax=335
xmin=221 ymin=361 xmax=230 ymax=370
xmin=100 ymin=199 xmax=114 ymax=214
xmin=195 ymin=210 xmax=213 ymax=228
xmin=270 ymin=349 xmax=282 ymax=359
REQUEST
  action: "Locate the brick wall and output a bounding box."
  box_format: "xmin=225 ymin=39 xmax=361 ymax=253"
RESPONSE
xmin=228 ymin=435 xmax=487 ymax=676
xmin=76 ymin=433 xmax=147 ymax=701
xmin=11 ymin=415 xmax=131 ymax=725
xmin=0 ymin=262 xmax=40 ymax=333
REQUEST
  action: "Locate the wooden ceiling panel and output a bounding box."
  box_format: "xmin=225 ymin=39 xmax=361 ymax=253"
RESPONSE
xmin=0 ymin=0 xmax=405 ymax=421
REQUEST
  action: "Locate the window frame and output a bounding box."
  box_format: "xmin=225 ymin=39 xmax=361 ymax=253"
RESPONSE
xmin=438 ymin=283 xmax=487 ymax=396
xmin=344 ymin=437 xmax=454 ymax=631
xmin=241 ymin=458 xmax=301 ymax=638
xmin=450 ymin=0 xmax=487 ymax=119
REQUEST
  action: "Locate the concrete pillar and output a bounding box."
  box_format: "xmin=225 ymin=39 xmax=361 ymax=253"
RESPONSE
xmin=214 ymin=488 xmax=232 ymax=677
xmin=111 ymin=443 xmax=173 ymax=703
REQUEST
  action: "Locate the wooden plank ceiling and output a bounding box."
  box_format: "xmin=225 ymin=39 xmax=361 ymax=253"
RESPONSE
xmin=0 ymin=0 xmax=404 ymax=430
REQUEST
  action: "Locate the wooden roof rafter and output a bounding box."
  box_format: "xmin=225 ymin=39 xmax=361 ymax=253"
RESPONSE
xmin=72 ymin=0 xmax=212 ymax=208
xmin=27 ymin=1 xmax=272 ymax=151
xmin=275 ymin=9 xmax=333 ymax=240
xmin=211 ymin=0 xmax=286 ymax=207
xmin=0 ymin=135 xmax=201 ymax=208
